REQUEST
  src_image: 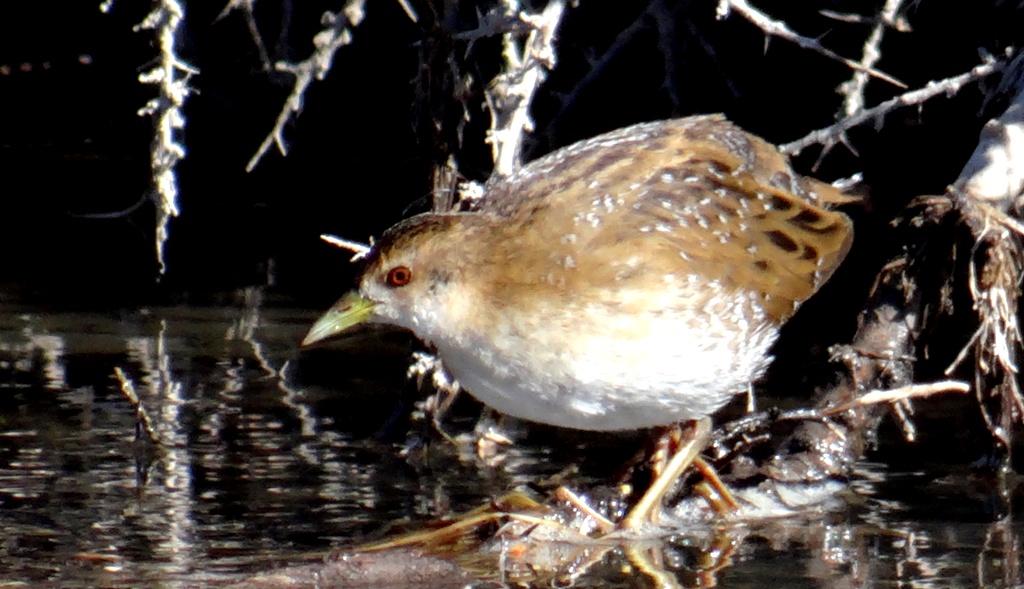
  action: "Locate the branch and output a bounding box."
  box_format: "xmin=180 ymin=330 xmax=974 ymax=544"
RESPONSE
xmin=216 ymin=0 xmax=271 ymax=70
xmin=483 ymin=0 xmax=567 ymax=178
xmin=320 ymin=233 xmax=371 ymax=261
xmin=837 ymin=0 xmax=908 ymax=117
xmin=246 ymin=0 xmax=366 ymax=172
xmin=781 ymin=55 xmax=1005 ymax=157
xmin=716 ymin=0 xmax=904 ymax=89
xmin=135 ymin=0 xmax=197 ymax=275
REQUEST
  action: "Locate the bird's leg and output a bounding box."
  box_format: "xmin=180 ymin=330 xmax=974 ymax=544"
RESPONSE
xmin=619 ymin=417 xmax=711 ymax=529
xmin=647 ymin=426 xmax=677 ymax=484
xmin=691 ymin=457 xmax=740 ymax=512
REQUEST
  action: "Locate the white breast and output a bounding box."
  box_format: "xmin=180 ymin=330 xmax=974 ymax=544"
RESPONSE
xmin=420 ymin=282 xmax=777 ymax=431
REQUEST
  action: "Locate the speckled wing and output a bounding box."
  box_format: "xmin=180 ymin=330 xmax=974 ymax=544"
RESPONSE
xmin=480 ymin=115 xmax=853 ymax=322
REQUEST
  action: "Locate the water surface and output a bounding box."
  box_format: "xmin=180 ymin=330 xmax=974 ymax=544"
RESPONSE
xmin=0 ymin=295 xmax=1020 ymax=588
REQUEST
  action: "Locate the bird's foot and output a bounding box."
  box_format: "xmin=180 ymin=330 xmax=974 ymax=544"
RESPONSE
xmin=619 ymin=417 xmax=725 ymax=530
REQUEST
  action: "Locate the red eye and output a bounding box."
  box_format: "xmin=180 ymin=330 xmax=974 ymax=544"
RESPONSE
xmin=385 ymin=266 xmax=412 ymax=287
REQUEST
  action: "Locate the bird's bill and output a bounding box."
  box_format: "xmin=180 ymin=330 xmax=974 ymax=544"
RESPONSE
xmin=302 ymin=291 xmax=377 ymax=346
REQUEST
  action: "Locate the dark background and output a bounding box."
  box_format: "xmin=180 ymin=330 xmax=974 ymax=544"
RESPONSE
xmin=1 ymin=1 xmax=1019 ymax=307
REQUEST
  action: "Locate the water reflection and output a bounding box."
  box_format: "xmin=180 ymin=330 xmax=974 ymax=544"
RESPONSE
xmin=0 ymin=295 xmax=1021 ymax=588
xmin=1 ymin=298 xmax=431 ymax=587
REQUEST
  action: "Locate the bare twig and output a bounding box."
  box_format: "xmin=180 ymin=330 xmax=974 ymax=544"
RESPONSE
xmin=820 ymin=9 xmax=911 ymax=30
xmin=216 ymin=0 xmax=271 ymax=70
xmin=395 ymin=0 xmax=418 ymax=23
xmin=834 ymin=380 xmax=970 ymax=412
xmin=484 ymin=0 xmax=567 ymax=177
xmin=114 ymin=366 xmax=161 ymax=446
xmin=716 ymin=0 xmax=903 ymax=89
xmin=839 ymin=0 xmax=907 ymax=117
xmin=781 ymin=56 xmax=1005 ymax=157
xmin=246 ymin=0 xmax=366 ymax=172
xmin=320 ymin=233 xmax=372 ymax=261
xmin=135 ymin=0 xmax=196 ymax=274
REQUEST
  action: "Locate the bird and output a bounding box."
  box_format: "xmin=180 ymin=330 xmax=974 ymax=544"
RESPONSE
xmin=303 ymin=114 xmax=853 ymax=526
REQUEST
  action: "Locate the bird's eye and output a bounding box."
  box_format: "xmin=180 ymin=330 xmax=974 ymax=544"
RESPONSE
xmin=385 ymin=266 xmax=412 ymax=287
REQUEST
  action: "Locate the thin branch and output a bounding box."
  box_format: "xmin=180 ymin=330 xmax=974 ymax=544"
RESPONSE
xmin=216 ymin=0 xmax=271 ymax=70
xmin=114 ymin=367 xmax=162 ymax=446
xmin=483 ymin=0 xmax=567 ymax=177
xmin=840 ymin=380 xmax=969 ymax=411
xmin=839 ymin=0 xmax=907 ymax=117
xmin=716 ymin=0 xmax=904 ymax=89
xmin=395 ymin=0 xmax=418 ymax=23
xmin=320 ymin=233 xmax=372 ymax=261
xmin=246 ymin=0 xmax=366 ymax=172
xmin=819 ymin=9 xmax=911 ymax=30
xmin=781 ymin=56 xmax=1004 ymax=157
xmin=135 ymin=0 xmax=196 ymax=275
